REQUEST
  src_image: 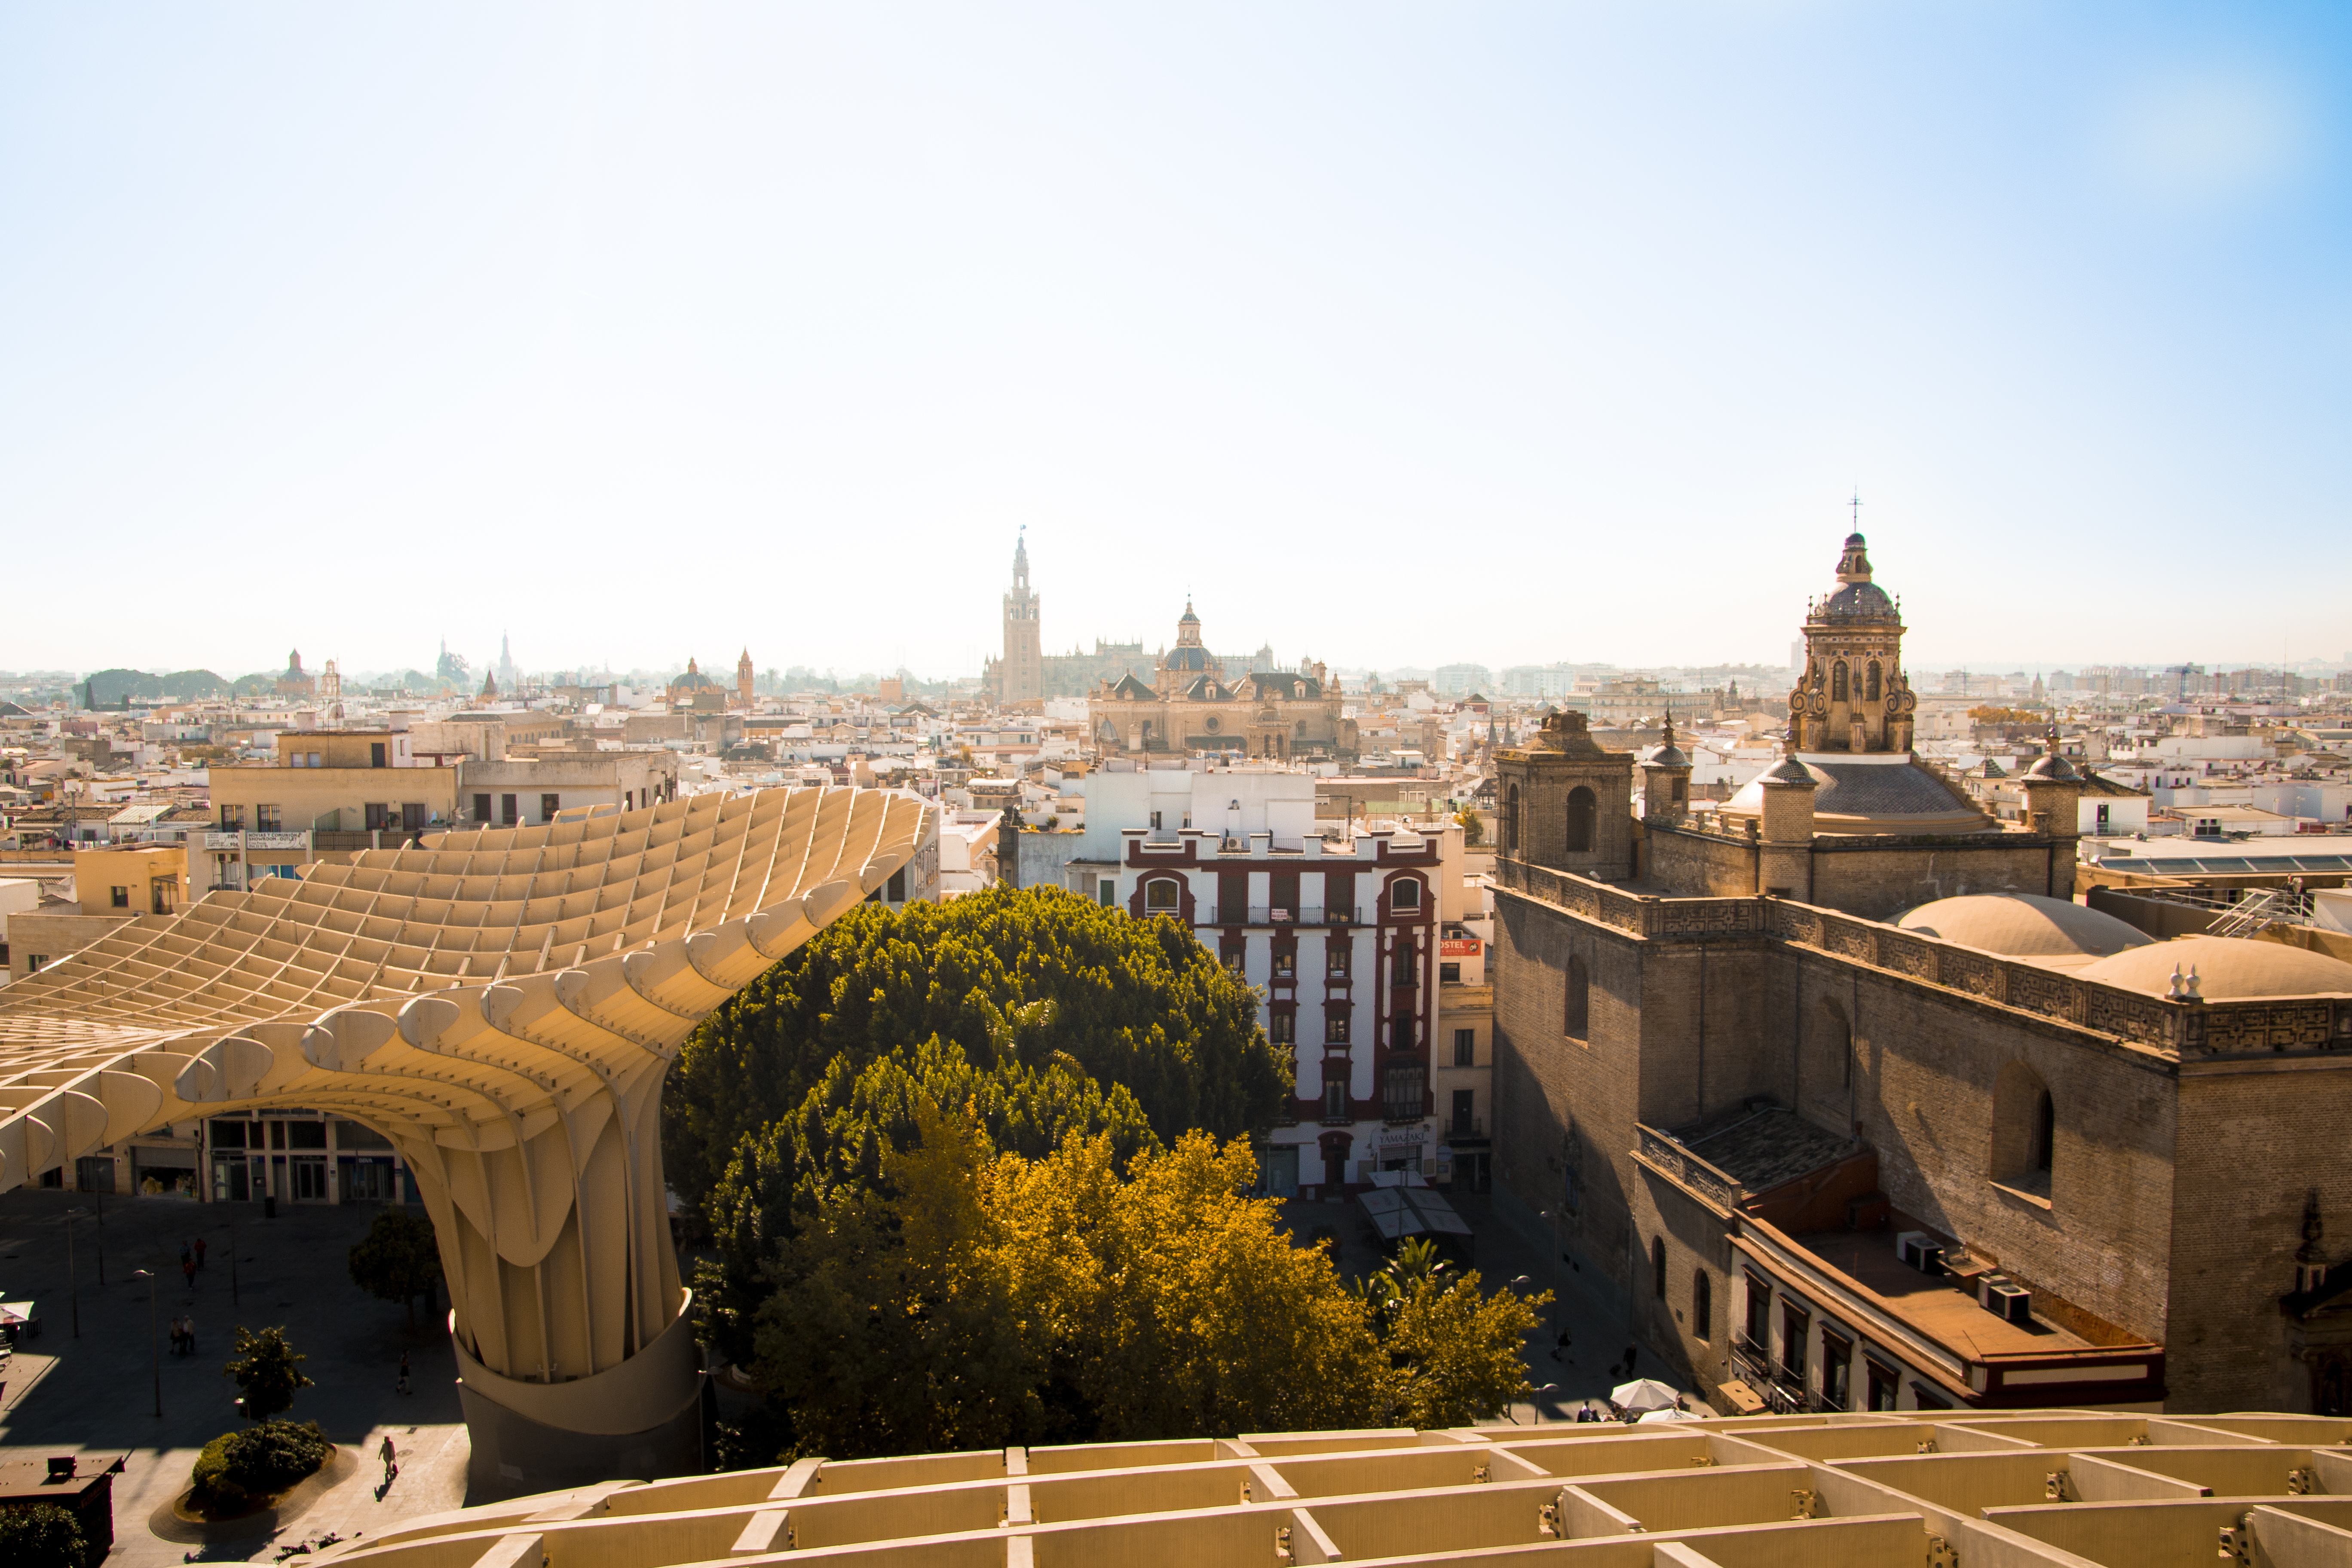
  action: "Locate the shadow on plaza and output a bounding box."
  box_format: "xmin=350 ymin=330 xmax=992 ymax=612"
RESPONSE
xmin=0 ymin=1189 xmax=459 ymax=1477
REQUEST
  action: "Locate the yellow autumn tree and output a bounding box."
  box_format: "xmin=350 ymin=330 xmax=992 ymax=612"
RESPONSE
xmin=750 ymin=1101 xmax=1544 ymax=1460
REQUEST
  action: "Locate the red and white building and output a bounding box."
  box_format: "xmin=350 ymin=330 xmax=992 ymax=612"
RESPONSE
xmin=1069 ymin=764 xmax=1458 ymax=1195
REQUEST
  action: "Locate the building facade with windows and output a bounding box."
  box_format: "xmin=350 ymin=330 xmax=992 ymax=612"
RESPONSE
xmin=1067 ymin=764 xmax=1462 ymax=1195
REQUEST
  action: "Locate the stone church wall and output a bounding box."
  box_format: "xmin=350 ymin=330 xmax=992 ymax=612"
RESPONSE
xmin=2166 ymin=1063 xmax=2352 ymax=1413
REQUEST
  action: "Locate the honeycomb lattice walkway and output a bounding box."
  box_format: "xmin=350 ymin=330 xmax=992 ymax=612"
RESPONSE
xmin=0 ymin=786 xmax=928 ymax=1489
xmin=317 ymin=1410 xmax=2352 ymax=1568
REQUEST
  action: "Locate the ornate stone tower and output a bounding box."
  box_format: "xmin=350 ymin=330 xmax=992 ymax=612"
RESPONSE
xmin=1787 ymin=532 xmax=1916 ymax=754
xmin=1495 ymin=709 xmax=1635 ymax=882
xmin=736 ymin=648 xmax=755 ymax=710
xmin=995 ymin=529 xmax=1043 ymax=704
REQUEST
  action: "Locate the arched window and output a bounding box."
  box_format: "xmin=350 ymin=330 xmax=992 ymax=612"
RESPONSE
xmin=1693 ymin=1269 xmax=1713 ymax=1341
xmin=1831 ymin=662 xmax=1850 ymax=704
xmin=1651 ymin=1236 xmax=1667 ymax=1299
xmin=1565 ymin=785 xmax=1596 ymax=853
xmin=1865 ymin=660 xmax=1883 ymax=702
xmin=1143 ymin=877 xmax=1181 ymax=913
xmin=1991 ymin=1060 xmax=2056 ymax=1195
xmin=1390 ymin=878 xmax=1423 ymax=912
xmin=1506 ymin=784 xmax=1521 ymax=854
xmin=1565 ymin=955 xmax=1590 ymax=1038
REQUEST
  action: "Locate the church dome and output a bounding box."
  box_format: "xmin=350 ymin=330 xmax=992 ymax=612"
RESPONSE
xmin=1822 ymin=581 xmax=1897 ymax=621
xmin=1896 ymin=894 xmax=2150 ymax=967
xmin=2078 ymin=937 xmax=2352 ymax=1000
xmin=1165 ymin=645 xmax=1210 ymax=671
xmin=669 ymin=658 xmax=724 ymax=694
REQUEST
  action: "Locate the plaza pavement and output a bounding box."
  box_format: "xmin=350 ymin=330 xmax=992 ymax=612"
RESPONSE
xmin=0 ymin=1190 xmax=468 ymax=1565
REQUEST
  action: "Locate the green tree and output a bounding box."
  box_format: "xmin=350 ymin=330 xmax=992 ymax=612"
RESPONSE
xmin=700 ymin=1033 xmax=1156 ymax=1366
xmin=1453 ymin=807 xmax=1484 ymax=847
xmin=348 ymin=1210 xmax=443 ymax=1331
xmin=0 ymin=1503 xmax=89 ymax=1568
xmin=665 ymin=886 xmax=1284 ymax=1218
xmin=224 ymin=1326 xmax=313 ymax=1423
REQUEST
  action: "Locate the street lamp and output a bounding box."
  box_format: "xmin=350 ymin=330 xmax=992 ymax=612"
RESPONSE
xmin=63 ymin=1207 xmax=85 ymax=1339
xmin=133 ymin=1268 xmax=160 ymax=1417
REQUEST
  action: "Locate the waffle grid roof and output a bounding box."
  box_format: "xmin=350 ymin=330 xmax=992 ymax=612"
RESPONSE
xmin=315 ymin=1409 xmax=2352 ymax=1568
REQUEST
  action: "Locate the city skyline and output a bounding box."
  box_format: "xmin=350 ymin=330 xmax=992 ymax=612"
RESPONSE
xmin=3 ymin=4 xmax=2348 ymax=677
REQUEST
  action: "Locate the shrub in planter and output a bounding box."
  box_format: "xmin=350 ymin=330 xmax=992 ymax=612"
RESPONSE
xmin=189 ymin=1421 xmax=332 ymax=1513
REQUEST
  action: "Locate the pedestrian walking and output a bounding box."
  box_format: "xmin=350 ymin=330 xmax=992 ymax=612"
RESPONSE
xmin=167 ymin=1314 xmax=182 ymax=1356
xmin=183 ymin=1313 xmax=196 ymax=1355
xmin=193 ymin=1235 xmax=208 ymax=1271
xmin=396 ymin=1351 xmax=411 ymax=1396
xmin=380 ymin=1433 xmax=398 ymax=1487
xmin=183 ymin=1256 xmax=196 ymax=1289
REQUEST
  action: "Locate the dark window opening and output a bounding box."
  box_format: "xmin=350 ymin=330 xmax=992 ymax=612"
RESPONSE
xmin=1453 ymin=1028 xmax=1475 ymax=1066
xmin=1781 ymin=1304 xmax=1810 ymax=1383
xmin=1565 ymin=786 xmax=1596 ymax=853
xmin=1651 ymin=1236 xmax=1667 ymax=1299
xmin=1693 ymin=1271 xmax=1712 ymax=1341
xmin=1822 ymin=1331 xmax=1854 ymax=1410
xmin=1565 ymin=956 xmax=1590 ymax=1038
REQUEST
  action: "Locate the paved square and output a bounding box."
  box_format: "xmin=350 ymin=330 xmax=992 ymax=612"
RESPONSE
xmin=0 ymin=1190 xmax=469 ymax=1565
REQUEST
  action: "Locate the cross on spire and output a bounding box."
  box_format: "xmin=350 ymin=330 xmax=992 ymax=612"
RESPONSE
xmin=1849 ymin=489 xmax=1862 ymax=530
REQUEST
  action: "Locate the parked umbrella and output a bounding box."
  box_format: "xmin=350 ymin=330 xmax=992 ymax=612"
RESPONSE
xmin=1636 ymin=1407 xmax=1701 ymax=1424
xmin=1609 ymin=1377 xmax=1681 ymax=1413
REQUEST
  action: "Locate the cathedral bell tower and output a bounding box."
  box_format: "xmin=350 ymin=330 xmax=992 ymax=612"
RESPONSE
xmin=994 ymin=528 xmax=1043 ymax=704
xmin=1788 ymin=530 xmax=1916 ymax=754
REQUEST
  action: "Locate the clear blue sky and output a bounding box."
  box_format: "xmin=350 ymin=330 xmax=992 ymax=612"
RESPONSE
xmin=3 ymin=3 xmax=2346 ymax=681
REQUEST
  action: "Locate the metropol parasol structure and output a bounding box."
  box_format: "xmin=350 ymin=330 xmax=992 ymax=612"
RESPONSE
xmin=0 ymin=784 xmax=929 ymax=1493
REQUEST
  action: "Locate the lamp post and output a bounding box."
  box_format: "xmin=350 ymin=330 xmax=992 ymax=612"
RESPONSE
xmin=94 ymin=1188 xmax=105 ymax=1287
xmin=63 ymin=1207 xmax=85 ymax=1339
xmin=133 ymin=1268 xmax=160 ymax=1417
xmin=226 ymin=1215 xmax=239 ymax=1306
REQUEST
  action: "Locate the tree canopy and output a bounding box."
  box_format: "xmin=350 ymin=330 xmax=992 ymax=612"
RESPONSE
xmin=665 ymin=885 xmax=1286 ymax=1215
xmin=224 ymin=1326 xmax=312 ymax=1423
xmin=668 ymin=885 xmax=1540 ymax=1464
xmin=739 ymin=1102 xmax=1542 ymax=1461
xmin=348 ymin=1210 xmax=443 ymax=1330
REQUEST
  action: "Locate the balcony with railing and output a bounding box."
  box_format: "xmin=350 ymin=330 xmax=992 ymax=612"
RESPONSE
xmin=1204 ymin=905 xmax=1364 ymax=927
xmin=1728 ymin=1334 xmax=1813 ymax=1415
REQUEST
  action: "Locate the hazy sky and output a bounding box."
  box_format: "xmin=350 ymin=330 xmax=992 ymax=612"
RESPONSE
xmin=3 ymin=3 xmax=2347 ymax=681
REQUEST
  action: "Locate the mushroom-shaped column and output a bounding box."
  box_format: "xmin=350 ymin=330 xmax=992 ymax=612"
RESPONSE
xmin=0 ymin=786 xmax=930 ymax=1496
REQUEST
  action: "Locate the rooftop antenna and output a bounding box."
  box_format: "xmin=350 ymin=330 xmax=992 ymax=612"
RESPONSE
xmin=1849 ymin=489 xmax=1862 ymax=530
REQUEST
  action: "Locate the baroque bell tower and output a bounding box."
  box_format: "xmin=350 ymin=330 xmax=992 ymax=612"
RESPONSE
xmin=1788 ymin=527 xmax=1916 ymax=754
xmin=995 ymin=528 xmax=1043 ymax=704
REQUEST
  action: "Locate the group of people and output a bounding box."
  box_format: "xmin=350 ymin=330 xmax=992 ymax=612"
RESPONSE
xmin=178 ymin=1235 xmax=208 ymax=1288
xmin=168 ymin=1311 xmax=199 ymax=1356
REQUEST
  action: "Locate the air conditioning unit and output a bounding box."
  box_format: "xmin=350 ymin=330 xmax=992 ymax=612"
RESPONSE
xmin=1898 ymin=1233 xmax=1947 ymax=1276
xmin=1988 ymin=1284 xmax=2033 ymax=1325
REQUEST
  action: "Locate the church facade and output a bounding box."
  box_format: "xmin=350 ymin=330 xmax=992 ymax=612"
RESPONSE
xmin=1488 ymin=530 xmax=2352 ymax=1420
xmin=1088 ymin=603 xmax=1355 ymax=762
